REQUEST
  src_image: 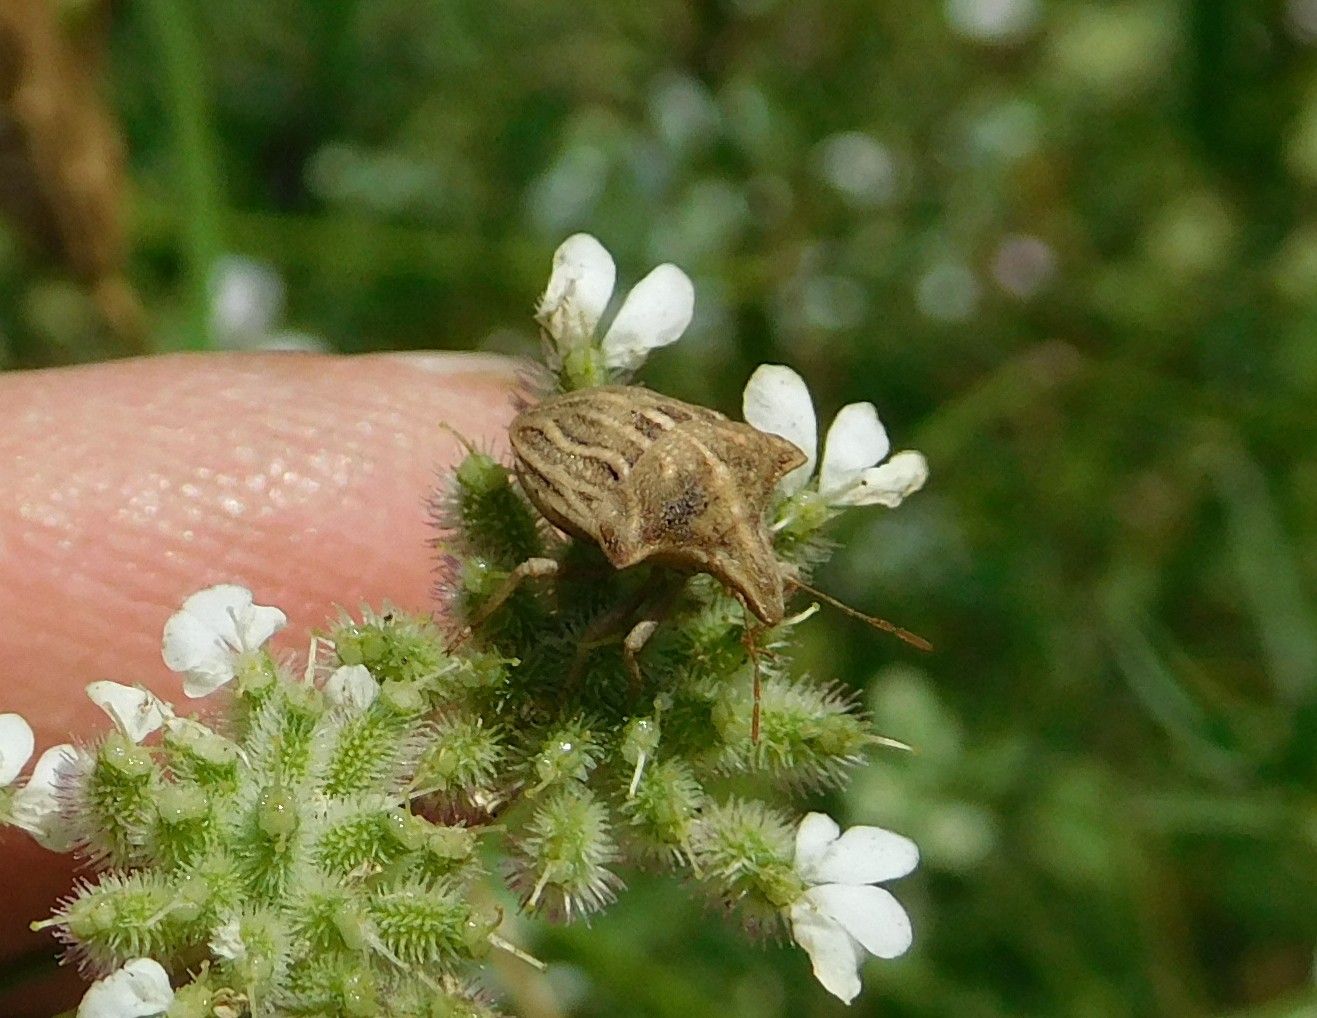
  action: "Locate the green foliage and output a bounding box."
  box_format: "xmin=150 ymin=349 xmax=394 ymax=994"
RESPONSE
xmin=4 ymin=1 xmax=1316 ymax=1014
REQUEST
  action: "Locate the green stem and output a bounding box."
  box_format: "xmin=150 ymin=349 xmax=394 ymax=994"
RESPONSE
xmin=139 ymin=0 xmax=222 ymax=350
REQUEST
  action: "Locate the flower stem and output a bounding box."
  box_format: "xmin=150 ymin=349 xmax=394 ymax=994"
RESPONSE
xmin=139 ymin=0 xmax=222 ymax=350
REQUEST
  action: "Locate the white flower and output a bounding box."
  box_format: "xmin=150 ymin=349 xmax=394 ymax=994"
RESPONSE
xmin=10 ymin=743 xmax=83 ymax=852
xmin=742 ymin=364 xmax=929 ymax=508
xmin=211 ymin=255 xmax=283 ymax=342
xmin=0 ymin=713 xmax=35 ymax=786
xmin=77 ymin=958 xmax=174 ymax=1018
xmin=788 ymin=812 xmax=919 ymax=1005
xmin=86 ymin=682 xmax=173 ymax=744
xmin=323 ymin=664 xmax=380 ymax=713
xmin=161 ymin=584 xmax=287 ymax=698
xmin=538 ymin=233 xmax=695 ymax=372
xmin=210 ymin=255 xmax=329 ymax=353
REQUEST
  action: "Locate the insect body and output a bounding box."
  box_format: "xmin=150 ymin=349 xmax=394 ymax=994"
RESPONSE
xmin=509 ymin=385 xmax=806 ymax=624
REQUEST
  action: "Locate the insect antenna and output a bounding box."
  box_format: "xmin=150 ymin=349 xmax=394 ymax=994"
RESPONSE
xmin=437 ymin=420 xmax=480 ymax=454
xmin=788 ymin=578 xmax=933 ymax=652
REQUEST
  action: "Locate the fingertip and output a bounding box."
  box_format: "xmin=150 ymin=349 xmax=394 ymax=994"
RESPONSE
xmin=0 ymin=351 xmax=526 ymax=746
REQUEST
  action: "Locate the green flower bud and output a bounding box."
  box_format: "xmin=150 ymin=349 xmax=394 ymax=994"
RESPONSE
xmin=157 ymin=784 xmax=209 ymax=826
xmin=516 ymin=784 xmax=620 ymax=920
xmin=258 ymin=786 xmax=299 ymax=842
xmin=84 ymin=732 xmax=161 ymax=866
xmin=367 ymin=881 xmax=474 ymax=964
xmin=530 ymin=721 xmax=601 ymax=792
xmin=379 ymin=679 xmax=428 ymax=717
xmin=414 ymin=717 xmax=504 ymax=797
xmin=450 ymin=453 xmax=543 ymax=567
xmin=455 ymin=451 xmax=510 ymax=495
xmin=622 ymin=759 xmax=705 ymax=862
xmin=163 ymin=720 xmax=241 ymax=788
xmin=339 ymin=967 xmax=381 ymax=1017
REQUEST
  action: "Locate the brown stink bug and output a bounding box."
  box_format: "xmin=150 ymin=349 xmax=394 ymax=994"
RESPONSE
xmin=510 ymin=385 xmax=806 ymax=626
xmin=461 ymin=384 xmax=927 ymax=741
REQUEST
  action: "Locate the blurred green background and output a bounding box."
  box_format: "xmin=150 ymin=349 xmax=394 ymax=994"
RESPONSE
xmin=4 ymin=1 xmax=1317 ymax=1016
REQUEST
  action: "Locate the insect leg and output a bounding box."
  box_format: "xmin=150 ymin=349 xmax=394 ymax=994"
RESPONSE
xmin=622 ymin=620 xmax=660 ymax=692
xmin=738 ymin=604 xmax=764 ymax=745
xmin=619 ymin=576 xmax=687 ymax=694
xmin=565 ymin=572 xmax=684 ymax=696
xmin=562 ymin=581 xmax=655 ymax=695
xmin=448 ymin=556 xmax=560 ymax=649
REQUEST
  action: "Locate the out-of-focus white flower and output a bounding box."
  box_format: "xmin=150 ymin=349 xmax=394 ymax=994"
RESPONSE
xmin=162 ymin=585 xmax=287 ymax=698
xmin=945 ymin=0 xmax=1040 ymax=44
xmin=211 ymin=255 xmax=283 ymax=342
xmin=10 ymin=743 xmax=83 ymax=852
xmin=210 ymin=255 xmax=329 ymax=353
xmin=538 ymin=233 xmax=695 ymax=372
xmin=0 ymin=713 xmax=35 ymax=786
xmin=323 ymin=664 xmax=380 ymax=713
xmin=86 ymin=683 xmax=173 ymax=744
xmin=743 ymin=364 xmax=929 ymax=508
xmin=788 ymin=812 xmax=919 ymax=1005
xmin=77 ymin=957 xmax=174 ymax=1018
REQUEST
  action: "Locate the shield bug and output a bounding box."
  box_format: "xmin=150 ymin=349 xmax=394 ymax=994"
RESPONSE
xmin=463 ymin=384 xmax=927 ymax=741
xmin=509 ymin=385 xmax=806 ymax=627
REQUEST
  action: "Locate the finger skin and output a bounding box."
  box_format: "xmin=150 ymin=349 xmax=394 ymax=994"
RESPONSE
xmin=0 ymin=350 xmax=522 ymax=1012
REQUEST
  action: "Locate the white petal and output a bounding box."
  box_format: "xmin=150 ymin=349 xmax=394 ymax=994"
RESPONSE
xmin=178 ymin=659 xmax=237 ymax=700
xmin=161 ymin=584 xmax=286 ymax=698
xmin=808 ymin=883 xmax=914 ymax=960
xmin=210 ymin=255 xmax=284 ymax=341
xmin=807 ymin=825 xmax=920 ymax=885
xmin=539 ymin=233 xmax=617 ymax=339
xmin=161 ymin=608 xmax=236 ymax=698
xmin=832 ymin=450 xmax=929 ymax=508
xmin=0 ymin=713 xmax=35 ymax=786
xmin=789 ymin=899 xmax=864 ymax=1004
xmin=742 ymin=364 xmax=817 ymax=491
xmin=236 ymin=600 xmax=288 ymax=651
xmin=794 ymin=812 xmax=841 ymax=876
xmin=601 ymin=263 xmax=695 ymax=371
xmin=161 ymin=608 xmax=232 ymax=675
xmin=818 ymin=403 xmax=890 ymax=498
xmin=86 ymin=683 xmax=172 ymax=744
xmin=77 ymin=958 xmax=174 ymax=1018
xmin=10 ymin=743 xmax=82 ymax=852
xmin=323 ymin=664 xmax=380 ymax=713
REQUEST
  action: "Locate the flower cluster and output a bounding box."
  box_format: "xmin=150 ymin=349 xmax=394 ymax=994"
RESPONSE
xmin=3 ymin=234 xmax=926 ymax=1015
xmin=5 ymin=587 xmax=521 ymax=1018
xmin=744 ymin=363 xmax=929 ymax=512
xmin=536 ymin=232 xmax=695 ymax=388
